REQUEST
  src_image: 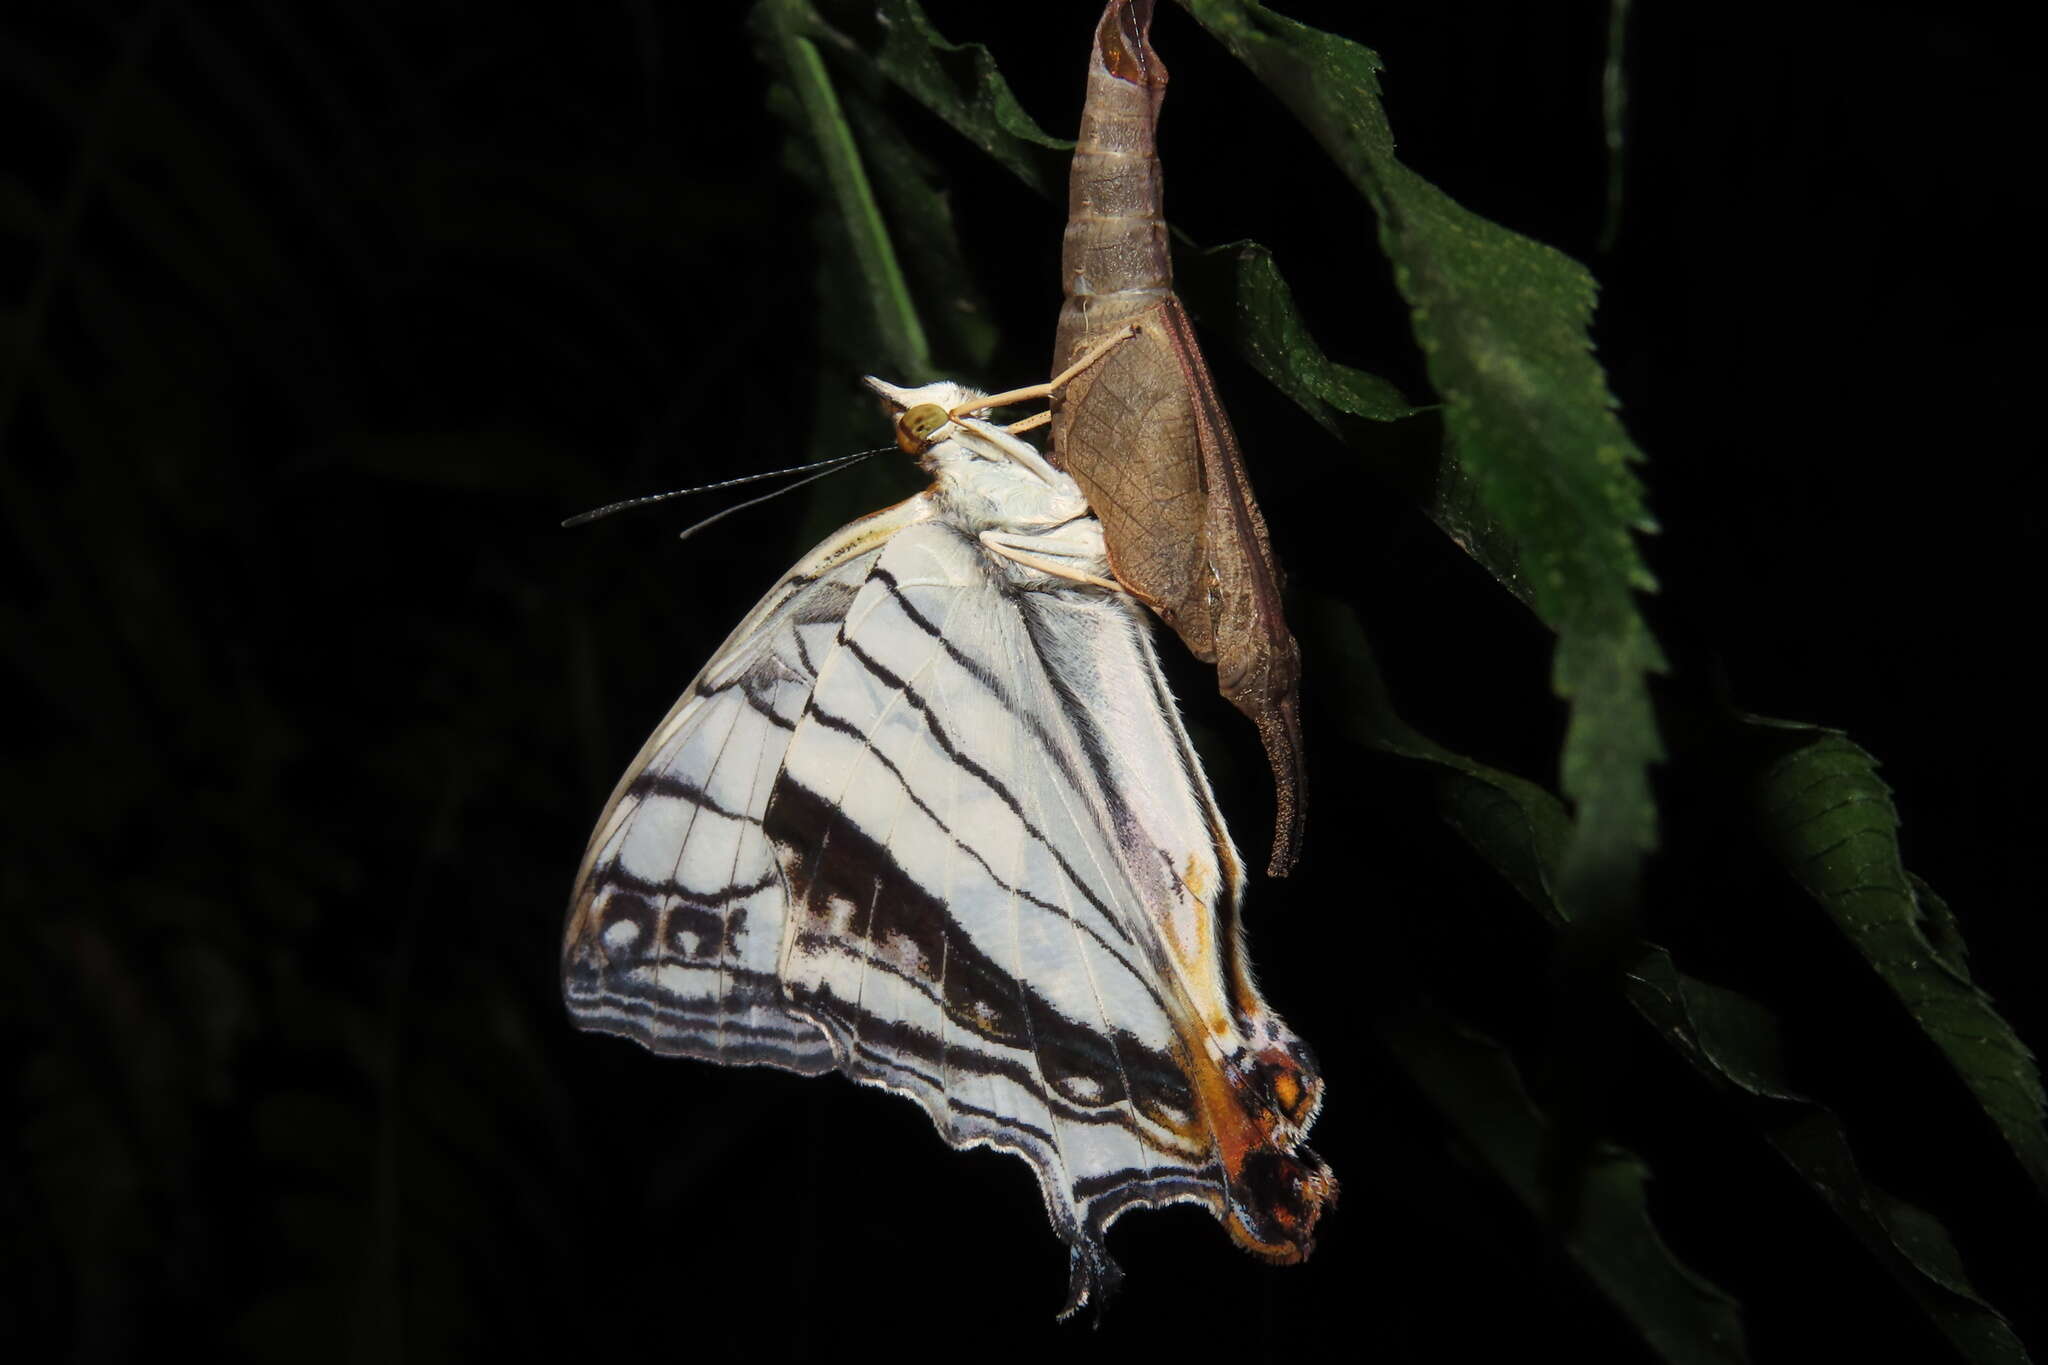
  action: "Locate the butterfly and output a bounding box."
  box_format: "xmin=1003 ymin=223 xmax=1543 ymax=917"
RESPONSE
xmin=562 ymin=373 xmax=1334 ymax=1315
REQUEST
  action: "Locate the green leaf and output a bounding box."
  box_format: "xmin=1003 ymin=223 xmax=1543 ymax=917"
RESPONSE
xmin=754 ymin=0 xmax=1019 ymax=540
xmin=1627 ymin=954 xmax=2030 ymax=1365
xmin=1311 ymin=596 xmax=1569 ymax=914
xmin=1175 ymin=240 xmax=1422 ymax=427
xmin=754 ymin=0 xmax=930 ymax=380
xmin=837 ymin=81 xmax=1001 ymax=372
xmin=1380 ymin=999 xmax=1748 ymax=1365
xmin=1178 ymin=0 xmax=1664 ymax=923
xmin=1746 ymin=716 xmax=2048 ymax=1200
xmin=860 ymin=0 xmax=1072 ymax=195
xmin=1315 ymin=599 xmax=2031 ymax=1362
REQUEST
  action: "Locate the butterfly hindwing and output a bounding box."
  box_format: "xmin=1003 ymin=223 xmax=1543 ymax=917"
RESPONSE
xmin=990 ymin=542 xmax=1240 ymax=1218
xmin=765 ymin=520 xmax=1223 ymax=1275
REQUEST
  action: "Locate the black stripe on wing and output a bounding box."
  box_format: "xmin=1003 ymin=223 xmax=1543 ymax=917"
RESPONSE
xmin=564 ymin=548 xmax=891 ymax=1076
xmin=869 ymin=566 xmax=1100 ymax=806
xmin=795 ymin=688 xmax=1168 ymax=1018
xmin=768 ymin=775 xmax=1202 ymax=1138
xmin=821 ymin=619 xmax=1167 ymax=982
xmin=621 ymin=771 xmax=762 ymax=824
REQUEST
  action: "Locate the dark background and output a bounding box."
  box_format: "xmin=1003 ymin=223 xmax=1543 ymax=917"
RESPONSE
xmin=4 ymin=1 xmax=2037 ymax=1360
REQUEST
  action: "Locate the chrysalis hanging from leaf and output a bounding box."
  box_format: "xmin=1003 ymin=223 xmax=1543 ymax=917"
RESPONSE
xmin=1048 ymin=0 xmax=1307 ymax=876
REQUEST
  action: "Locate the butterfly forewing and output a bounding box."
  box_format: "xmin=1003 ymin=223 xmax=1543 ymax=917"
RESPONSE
xmin=764 ymin=525 xmax=1223 ymax=1249
xmin=563 ymin=500 xmax=927 ymax=1071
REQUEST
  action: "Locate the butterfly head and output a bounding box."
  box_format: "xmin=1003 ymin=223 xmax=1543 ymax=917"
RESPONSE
xmin=864 ymin=376 xmax=1081 ymax=524
xmin=865 ymin=377 xmax=991 ymax=460
xmin=894 ymin=401 xmax=953 ymax=454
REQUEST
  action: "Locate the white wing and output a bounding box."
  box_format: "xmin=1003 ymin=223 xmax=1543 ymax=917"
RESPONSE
xmin=762 ymin=520 xmax=1228 ymax=1303
xmin=562 ymin=496 xmax=928 ymax=1072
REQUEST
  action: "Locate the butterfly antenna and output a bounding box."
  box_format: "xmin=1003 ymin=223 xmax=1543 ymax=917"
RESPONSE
xmin=561 ymin=447 xmax=888 ymax=529
xmin=674 ymin=453 xmax=894 ymax=543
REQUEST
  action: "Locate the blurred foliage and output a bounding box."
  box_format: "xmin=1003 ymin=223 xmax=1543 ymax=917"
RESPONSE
xmin=1 ymin=2 xmax=2039 ymax=1362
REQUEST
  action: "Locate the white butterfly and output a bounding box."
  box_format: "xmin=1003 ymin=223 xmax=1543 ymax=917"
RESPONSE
xmin=562 ymin=374 xmax=1334 ymax=1314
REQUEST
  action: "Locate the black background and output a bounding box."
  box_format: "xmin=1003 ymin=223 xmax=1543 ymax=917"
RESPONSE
xmin=4 ymin=2 xmax=2038 ymax=1360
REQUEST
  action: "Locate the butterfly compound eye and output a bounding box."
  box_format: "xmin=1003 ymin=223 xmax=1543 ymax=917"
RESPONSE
xmin=895 ymin=402 xmax=951 ymax=454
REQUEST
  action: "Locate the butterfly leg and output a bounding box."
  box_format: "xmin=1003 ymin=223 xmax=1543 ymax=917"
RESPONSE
xmin=978 ymin=529 xmax=1125 ymax=593
xmin=952 ymin=323 xmax=1140 ymax=419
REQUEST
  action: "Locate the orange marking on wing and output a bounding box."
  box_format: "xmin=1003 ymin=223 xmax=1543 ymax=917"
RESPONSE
xmin=1176 ymin=1039 xmax=1335 ymax=1263
xmin=1272 ymin=1068 xmax=1303 ymax=1119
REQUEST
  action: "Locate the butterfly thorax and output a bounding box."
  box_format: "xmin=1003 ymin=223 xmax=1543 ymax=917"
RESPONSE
xmin=872 ymin=378 xmax=1116 ymax=590
xmin=931 ymin=440 xmax=1093 ymax=528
